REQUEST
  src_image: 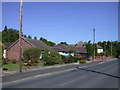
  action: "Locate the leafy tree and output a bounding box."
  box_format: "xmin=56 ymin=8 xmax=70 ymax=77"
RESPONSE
xmin=4 ymin=25 xmax=8 ymax=31
xmin=23 ymin=34 xmax=27 ymax=38
xmin=97 ymin=41 xmax=120 ymax=57
xmin=28 ymin=35 xmax=32 ymax=39
xmin=2 ymin=27 xmax=19 ymax=43
xmin=60 ymin=42 xmax=68 ymax=45
xmin=85 ymin=40 xmax=93 ymax=56
xmin=23 ymin=48 xmax=41 ymax=64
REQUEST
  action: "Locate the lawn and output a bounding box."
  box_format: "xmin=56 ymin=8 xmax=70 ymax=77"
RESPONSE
xmin=3 ymin=63 xmax=19 ymax=70
xmin=3 ymin=62 xmax=45 ymax=70
xmin=37 ymin=62 xmax=44 ymax=66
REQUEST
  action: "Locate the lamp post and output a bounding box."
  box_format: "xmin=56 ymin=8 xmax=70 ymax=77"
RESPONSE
xmin=19 ymin=0 xmax=23 ymax=72
xmin=93 ymin=28 xmax=95 ymax=62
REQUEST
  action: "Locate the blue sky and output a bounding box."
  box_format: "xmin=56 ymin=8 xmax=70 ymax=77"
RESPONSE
xmin=2 ymin=2 xmax=118 ymax=44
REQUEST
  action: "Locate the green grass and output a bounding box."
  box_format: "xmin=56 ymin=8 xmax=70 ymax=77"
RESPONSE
xmin=3 ymin=63 xmax=19 ymax=70
xmin=2 ymin=62 xmax=45 ymax=70
xmin=37 ymin=63 xmax=44 ymax=66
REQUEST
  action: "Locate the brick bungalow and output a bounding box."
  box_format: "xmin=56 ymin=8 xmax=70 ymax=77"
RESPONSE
xmin=5 ymin=37 xmax=53 ymax=60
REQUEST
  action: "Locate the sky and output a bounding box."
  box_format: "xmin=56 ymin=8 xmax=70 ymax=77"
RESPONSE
xmin=2 ymin=2 xmax=118 ymax=44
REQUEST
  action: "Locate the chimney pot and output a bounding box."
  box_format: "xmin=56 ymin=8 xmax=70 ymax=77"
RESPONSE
xmin=34 ymin=37 xmax=37 ymax=40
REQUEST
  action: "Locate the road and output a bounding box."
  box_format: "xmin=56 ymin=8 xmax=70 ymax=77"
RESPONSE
xmin=2 ymin=59 xmax=119 ymax=88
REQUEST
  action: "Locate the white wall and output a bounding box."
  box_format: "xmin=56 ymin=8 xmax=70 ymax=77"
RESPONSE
xmin=97 ymin=49 xmax=103 ymax=54
xmin=3 ymin=50 xmax=6 ymax=58
xmin=58 ymin=52 xmax=74 ymax=57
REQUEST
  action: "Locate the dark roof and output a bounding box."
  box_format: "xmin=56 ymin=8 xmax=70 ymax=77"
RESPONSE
xmin=7 ymin=37 xmax=53 ymax=51
xmin=96 ymin=45 xmax=103 ymax=49
xmin=74 ymin=46 xmax=87 ymax=54
xmin=52 ymin=44 xmax=87 ymax=54
xmin=3 ymin=43 xmax=13 ymax=48
xmin=51 ymin=44 xmax=73 ymax=52
xmin=23 ymin=38 xmax=53 ymax=51
xmin=75 ymin=41 xmax=84 ymax=47
xmin=70 ymin=41 xmax=86 ymax=47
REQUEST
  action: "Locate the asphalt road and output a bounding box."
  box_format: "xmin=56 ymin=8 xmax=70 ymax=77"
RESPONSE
xmin=2 ymin=59 xmax=119 ymax=88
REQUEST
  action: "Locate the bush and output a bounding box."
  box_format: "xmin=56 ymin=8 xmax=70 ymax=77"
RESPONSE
xmin=12 ymin=59 xmax=16 ymax=64
xmin=23 ymin=48 xmax=41 ymax=65
xmin=2 ymin=59 xmax=9 ymax=65
xmin=79 ymin=60 xmax=86 ymax=64
xmin=61 ymin=55 xmax=68 ymax=63
xmin=42 ymin=50 xmax=62 ymax=66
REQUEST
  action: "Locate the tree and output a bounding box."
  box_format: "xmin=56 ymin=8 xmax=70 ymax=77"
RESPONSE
xmin=28 ymin=35 xmax=32 ymax=39
xmin=40 ymin=37 xmax=56 ymax=46
xmin=85 ymin=40 xmax=94 ymax=56
xmin=4 ymin=25 xmax=7 ymax=31
xmin=23 ymin=48 xmax=41 ymax=64
xmin=2 ymin=27 xmax=19 ymax=43
xmin=60 ymin=42 xmax=68 ymax=45
xmin=23 ymin=34 xmax=27 ymax=38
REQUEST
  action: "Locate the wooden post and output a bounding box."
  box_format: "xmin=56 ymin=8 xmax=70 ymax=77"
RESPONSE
xmin=19 ymin=0 xmax=23 ymax=72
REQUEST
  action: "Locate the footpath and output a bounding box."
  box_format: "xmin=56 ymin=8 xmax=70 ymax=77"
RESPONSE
xmin=2 ymin=58 xmax=117 ymax=84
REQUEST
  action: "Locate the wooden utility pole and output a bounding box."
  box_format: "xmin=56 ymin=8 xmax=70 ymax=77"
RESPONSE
xmin=111 ymin=40 xmax=112 ymax=57
xmin=93 ymin=28 xmax=95 ymax=62
xmin=19 ymin=0 xmax=23 ymax=72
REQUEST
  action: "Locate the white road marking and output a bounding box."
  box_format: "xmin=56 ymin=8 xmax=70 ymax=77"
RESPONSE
xmin=60 ymin=75 xmax=87 ymax=86
xmin=99 ymin=62 xmax=105 ymax=64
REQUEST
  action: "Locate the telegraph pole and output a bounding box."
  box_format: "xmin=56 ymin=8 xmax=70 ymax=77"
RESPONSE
xmin=93 ymin=28 xmax=95 ymax=62
xmin=19 ymin=0 xmax=23 ymax=72
xmin=111 ymin=40 xmax=112 ymax=57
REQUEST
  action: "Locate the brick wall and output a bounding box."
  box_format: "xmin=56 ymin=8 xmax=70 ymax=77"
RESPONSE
xmin=90 ymin=56 xmax=112 ymax=61
xmin=6 ymin=39 xmax=32 ymax=61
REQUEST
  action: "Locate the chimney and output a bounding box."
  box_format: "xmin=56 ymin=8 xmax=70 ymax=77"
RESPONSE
xmin=34 ymin=36 xmax=37 ymax=40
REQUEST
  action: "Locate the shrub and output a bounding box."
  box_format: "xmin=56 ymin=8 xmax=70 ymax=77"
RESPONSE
xmin=12 ymin=59 xmax=16 ymax=64
xmin=61 ymin=55 xmax=68 ymax=63
xmin=2 ymin=59 xmax=9 ymax=65
xmin=23 ymin=48 xmax=41 ymax=64
xmin=42 ymin=50 xmax=62 ymax=66
xmin=79 ymin=60 xmax=86 ymax=64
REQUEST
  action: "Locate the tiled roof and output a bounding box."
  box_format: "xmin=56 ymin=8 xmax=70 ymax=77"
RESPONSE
xmin=52 ymin=44 xmax=87 ymax=54
xmin=3 ymin=43 xmax=13 ymax=48
xmin=24 ymin=38 xmax=53 ymax=51
xmin=96 ymin=45 xmax=103 ymax=49
xmin=74 ymin=46 xmax=87 ymax=54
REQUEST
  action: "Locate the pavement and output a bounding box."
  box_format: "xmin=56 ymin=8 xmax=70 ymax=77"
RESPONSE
xmin=2 ymin=58 xmax=119 ymax=88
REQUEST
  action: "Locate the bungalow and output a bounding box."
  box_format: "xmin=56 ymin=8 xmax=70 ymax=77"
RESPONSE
xmin=5 ymin=37 xmax=53 ymax=60
xmin=52 ymin=44 xmax=87 ymax=57
xmin=96 ymin=45 xmax=103 ymax=54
